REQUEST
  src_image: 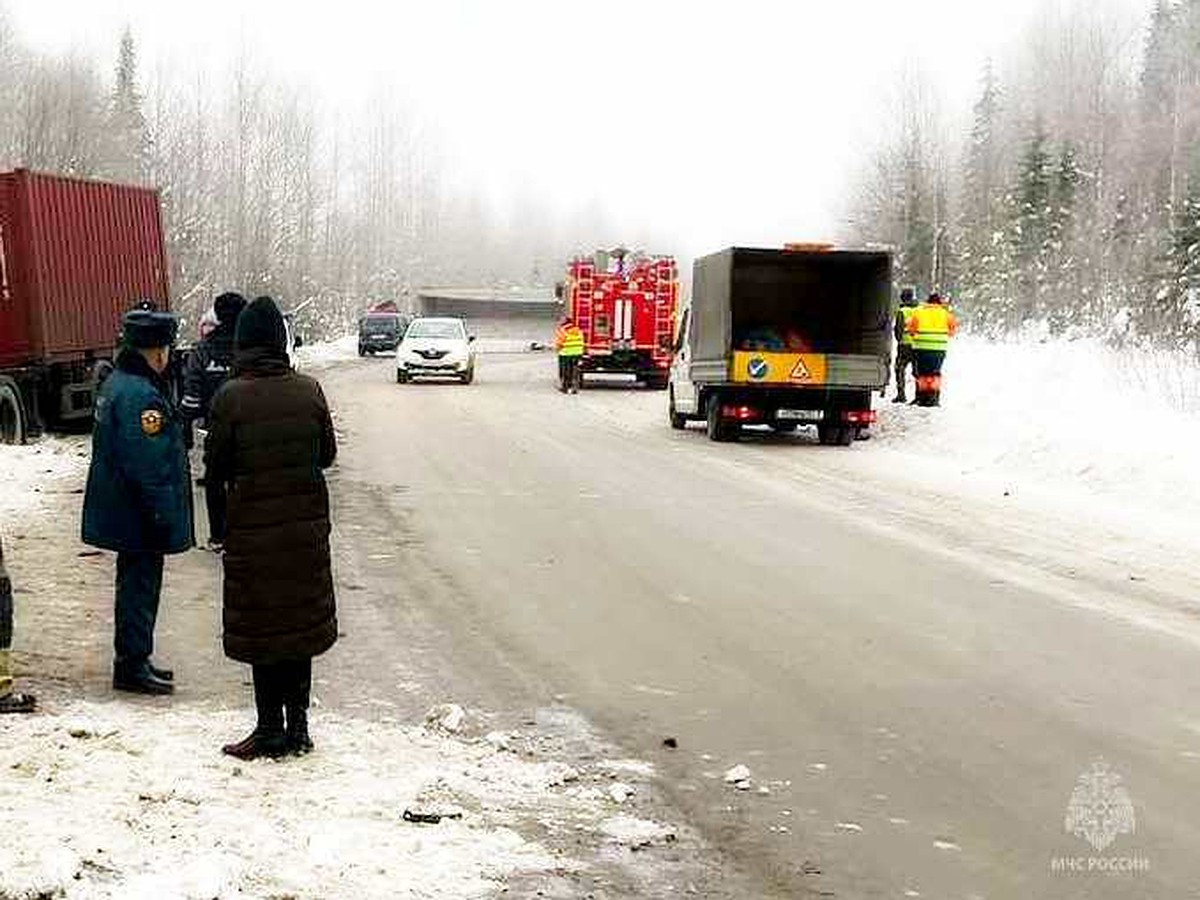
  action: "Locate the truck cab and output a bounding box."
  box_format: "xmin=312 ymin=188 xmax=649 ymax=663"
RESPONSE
xmin=669 ymin=246 xmax=892 ymax=444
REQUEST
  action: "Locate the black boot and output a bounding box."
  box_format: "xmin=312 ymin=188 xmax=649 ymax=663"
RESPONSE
xmin=114 ymin=660 xmax=174 ymax=696
xmin=148 ymin=661 xmax=174 ymax=681
xmin=286 ymin=708 xmax=313 ymax=756
xmin=221 ymin=728 xmax=288 ymax=760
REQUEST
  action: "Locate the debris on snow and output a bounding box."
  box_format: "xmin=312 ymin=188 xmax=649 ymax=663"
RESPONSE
xmin=608 ymin=783 xmax=636 ymax=804
xmin=546 ymin=762 xmax=581 ymax=787
xmin=425 ymin=702 xmax=468 ymax=734
xmin=599 ymin=815 xmax=677 ymax=850
xmin=403 ymin=807 xmax=465 ymax=825
xmin=723 ymin=764 xmax=753 ymax=790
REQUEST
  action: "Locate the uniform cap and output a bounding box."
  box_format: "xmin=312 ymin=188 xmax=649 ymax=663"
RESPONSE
xmin=122 ymin=309 xmax=179 ymax=349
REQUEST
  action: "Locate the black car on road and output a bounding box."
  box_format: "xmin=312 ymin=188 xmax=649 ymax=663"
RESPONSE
xmin=358 ymin=311 xmax=408 ymax=356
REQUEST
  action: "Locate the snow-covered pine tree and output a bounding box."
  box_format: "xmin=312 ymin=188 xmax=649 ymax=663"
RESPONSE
xmin=1008 ymin=120 xmax=1054 ymax=329
xmin=957 ymin=62 xmax=1007 ymax=331
xmin=103 ymin=28 xmax=152 ymax=185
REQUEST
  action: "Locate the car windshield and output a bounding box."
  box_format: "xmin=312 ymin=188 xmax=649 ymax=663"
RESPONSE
xmin=407 ymin=320 xmax=463 ymax=340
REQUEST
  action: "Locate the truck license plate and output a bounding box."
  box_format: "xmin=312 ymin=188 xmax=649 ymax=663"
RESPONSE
xmin=777 ymin=409 xmax=824 ymax=422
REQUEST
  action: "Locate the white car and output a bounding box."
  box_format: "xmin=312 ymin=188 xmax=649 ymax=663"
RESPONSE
xmin=396 ymin=317 xmax=476 ymax=384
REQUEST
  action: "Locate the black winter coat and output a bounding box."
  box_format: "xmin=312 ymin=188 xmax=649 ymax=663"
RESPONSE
xmin=205 ymin=348 xmax=338 ymax=664
xmin=181 ymin=322 xmax=237 ymax=424
xmin=82 ymin=350 xmax=195 ymax=555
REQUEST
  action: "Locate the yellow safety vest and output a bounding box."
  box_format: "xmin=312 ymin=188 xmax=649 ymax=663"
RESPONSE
xmin=557 ymin=326 xmax=585 ymax=357
xmin=909 ymin=304 xmax=956 ymax=351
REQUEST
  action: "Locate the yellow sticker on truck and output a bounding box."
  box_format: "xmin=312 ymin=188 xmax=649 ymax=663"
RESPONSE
xmin=730 ymin=351 xmax=827 ymax=385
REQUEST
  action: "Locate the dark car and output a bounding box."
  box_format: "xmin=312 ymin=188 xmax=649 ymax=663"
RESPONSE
xmin=358 ymin=312 xmax=408 ymax=356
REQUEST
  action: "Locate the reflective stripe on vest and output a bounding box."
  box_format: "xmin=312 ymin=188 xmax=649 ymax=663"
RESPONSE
xmin=898 ymin=306 xmax=917 ymax=346
xmin=910 ymin=305 xmax=953 ymax=351
xmin=557 ymin=327 xmax=586 ymax=357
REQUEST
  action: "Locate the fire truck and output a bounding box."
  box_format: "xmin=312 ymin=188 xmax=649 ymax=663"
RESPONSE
xmin=557 ymin=248 xmax=679 ymax=389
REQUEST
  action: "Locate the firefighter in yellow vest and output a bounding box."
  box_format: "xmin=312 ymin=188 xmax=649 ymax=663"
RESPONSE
xmin=906 ymin=291 xmax=958 ymax=407
xmin=555 ymin=317 xmax=586 ymax=394
xmin=892 ymin=287 xmax=918 ymax=403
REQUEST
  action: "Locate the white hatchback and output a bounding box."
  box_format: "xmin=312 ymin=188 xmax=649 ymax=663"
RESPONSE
xmin=396 ymin=317 xmax=476 ymax=384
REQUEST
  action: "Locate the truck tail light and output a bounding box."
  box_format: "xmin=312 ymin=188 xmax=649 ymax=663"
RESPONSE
xmin=722 ymin=404 xmax=759 ymax=421
xmin=842 ymin=410 xmax=877 ymax=425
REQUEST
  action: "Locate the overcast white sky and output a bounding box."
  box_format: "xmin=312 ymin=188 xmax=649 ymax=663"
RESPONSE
xmin=4 ymin=0 xmax=1153 ymax=258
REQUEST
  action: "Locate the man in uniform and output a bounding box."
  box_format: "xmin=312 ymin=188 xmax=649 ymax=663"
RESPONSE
xmin=555 ymin=316 xmax=586 ymax=394
xmin=892 ymin=287 xmax=918 ymax=403
xmin=181 ymin=291 xmax=245 ymax=550
xmin=83 ymin=307 xmax=194 ymax=695
xmin=0 ymin=536 xmax=36 ymax=713
xmin=907 ymin=291 xmax=959 ymax=407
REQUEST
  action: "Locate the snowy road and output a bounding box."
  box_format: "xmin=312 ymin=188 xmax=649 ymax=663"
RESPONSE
xmin=319 ymin=348 xmax=1200 ymax=898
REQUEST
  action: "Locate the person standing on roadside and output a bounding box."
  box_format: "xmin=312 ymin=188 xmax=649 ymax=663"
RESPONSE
xmin=0 ymin=536 xmax=36 ymax=714
xmin=555 ymin=316 xmax=586 ymax=394
xmin=907 ymin=291 xmax=959 ymax=407
xmin=892 ymin=287 xmax=918 ymax=403
xmin=181 ymin=292 xmax=246 ymax=551
xmin=206 ymin=297 xmax=337 ymax=760
xmin=83 ymin=307 xmax=193 ymax=696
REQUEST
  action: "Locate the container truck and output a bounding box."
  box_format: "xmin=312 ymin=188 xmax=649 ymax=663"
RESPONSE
xmin=668 ymin=245 xmax=892 ymax=445
xmin=0 ymin=170 xmax=170 ymax=444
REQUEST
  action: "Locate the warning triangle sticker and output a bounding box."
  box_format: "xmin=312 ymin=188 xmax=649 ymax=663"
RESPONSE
xmin=790 ymin=358 xmax=812 ymax=381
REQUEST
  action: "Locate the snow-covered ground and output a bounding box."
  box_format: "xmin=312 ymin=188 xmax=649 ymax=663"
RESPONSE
xmin=295 ymin=333 xmax=359 ymax=369
xmin=0 ymin=437 xmax=89 ymax=520
xmin=871 ymin=336 xmax=1200 ymax=528
xmin=0 ymin=701 xmax=675 ymax=899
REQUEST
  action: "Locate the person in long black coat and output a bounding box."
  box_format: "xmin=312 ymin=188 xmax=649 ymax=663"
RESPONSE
xmin=204 ymin=296 xmax=337 ymax=759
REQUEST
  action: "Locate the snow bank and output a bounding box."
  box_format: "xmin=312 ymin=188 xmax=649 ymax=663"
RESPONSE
xmin=294 ymin=333 xmax=359 ymax=369
xmin=0 ymin=701 xmax=632 ymax=899
xmin=872 ymin=336 xmax=1200 ymax=521
xmin=0 ymin=437 xmax=88 ymax=522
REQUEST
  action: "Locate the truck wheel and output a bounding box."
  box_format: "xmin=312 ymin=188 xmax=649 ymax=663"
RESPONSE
xmin=818 ymin=424 xmax=853 ymax=446
xmin=396 ymin=369 xmax=410 ymax=384
xmin=669 ymin=388 xmax=688 ymax=430
xmin=644 ymin=373 xmax=669 ymax=391
xmin=0 ymin=378 xmax=27 ymax=445
xmin=706 ymin=396 xmax=737 ymax=443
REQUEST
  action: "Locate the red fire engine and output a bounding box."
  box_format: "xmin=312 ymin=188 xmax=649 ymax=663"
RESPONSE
xmin=558 ymin=249 xmax=679 ymax=389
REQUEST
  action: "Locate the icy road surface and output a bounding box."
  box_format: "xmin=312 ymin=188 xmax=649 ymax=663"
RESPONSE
xmin=317 ymin=348 xmax=1200 ymax=898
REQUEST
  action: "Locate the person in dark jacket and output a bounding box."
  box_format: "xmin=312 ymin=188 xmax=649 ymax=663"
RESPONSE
xmin=181 ymin=292 xmax=246 ymax=550
xmin=0 ymin=536 xmax=36 ymax=713
xmin=205 ymin=296 xmax=337 ymax=760
xmin=82 ymin=308 xmax=193 ymax=696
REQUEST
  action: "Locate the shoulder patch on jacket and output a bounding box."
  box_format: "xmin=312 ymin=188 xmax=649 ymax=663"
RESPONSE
xmin=141 ymin=408 xmax=165 ymax=436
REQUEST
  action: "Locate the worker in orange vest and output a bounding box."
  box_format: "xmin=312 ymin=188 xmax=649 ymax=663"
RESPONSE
xmin=906 ymin=292 xmax=958 ymax=407
xmin=555 ymin=317 xmax=586 ymax=394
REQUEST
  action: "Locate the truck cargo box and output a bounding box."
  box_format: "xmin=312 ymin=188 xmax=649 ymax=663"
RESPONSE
xmin=0 ymin=169 xmax=170 ymax=370
xmin=688 ymin=247 xmax=892 ymax=388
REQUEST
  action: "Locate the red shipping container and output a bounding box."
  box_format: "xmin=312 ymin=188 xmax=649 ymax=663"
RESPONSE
xmin=0 ymin=169 xmax=170 ymax=370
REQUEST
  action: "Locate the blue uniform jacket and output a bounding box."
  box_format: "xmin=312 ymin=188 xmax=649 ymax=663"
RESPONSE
xmin=82 ymin=350 xmax=195 ymax=554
